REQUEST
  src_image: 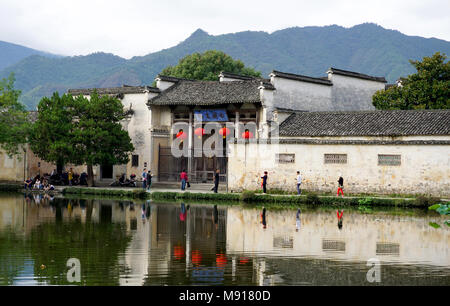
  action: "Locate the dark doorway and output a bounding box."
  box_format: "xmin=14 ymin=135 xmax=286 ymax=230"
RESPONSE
xmin=101 ymin=164 xmax=113 ymax=179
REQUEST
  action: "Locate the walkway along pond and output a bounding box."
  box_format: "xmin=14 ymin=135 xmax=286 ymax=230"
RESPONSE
xmin=0 ymin=192 xmax=449 ymax=285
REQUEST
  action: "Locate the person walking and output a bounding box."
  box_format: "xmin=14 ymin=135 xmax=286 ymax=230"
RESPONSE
xmin=296 ymin=171 xmax=302 ymax=195
xmin=337 ymin=176 xmax=344 ymax=197
xmin=142 ymin=168 xmax=147 ymax=190
xmin=261 ymin=171 xmax=268 ymax=194
xmin=146 ymin=170 xmax=152 ymax=191
xmin=68 ymin=168 xmax=73 ymax=186
xmin=213 ymin=169 xmax=220 ymax=193
xmin=180 ymin=169 xmax=188 ymax=191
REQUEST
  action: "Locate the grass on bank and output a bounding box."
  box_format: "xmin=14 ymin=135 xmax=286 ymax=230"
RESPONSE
xmin=2 ymin=183 xmax=443 ymax=208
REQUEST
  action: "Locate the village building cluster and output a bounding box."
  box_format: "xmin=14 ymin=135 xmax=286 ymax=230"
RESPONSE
xmin=1 ymin=67 xmax=449 ymax=196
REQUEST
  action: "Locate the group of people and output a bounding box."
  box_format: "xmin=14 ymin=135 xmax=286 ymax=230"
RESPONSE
xmin=24 ymin=176 xmax=55 ymax=192
xmin=178 ymin=169 xmax=221 ymax=193
xmin=141 ymin=168 xmax=153 ymax=191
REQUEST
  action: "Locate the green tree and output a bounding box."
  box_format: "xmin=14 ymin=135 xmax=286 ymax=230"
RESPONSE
xmin=159 ymin=50 xmax=261 ymax=81
xmin=373 ymin=52 xmax=450 ymax=109
xmin=30 ymin=91 xmax=134 ymax=187
xmin=0 ymin=73 xmax=30 ymax=156
xmin=30 ymin=92 xmax=77 ymax=172
xmin=72 ymin=92 xmax=134 ymax=187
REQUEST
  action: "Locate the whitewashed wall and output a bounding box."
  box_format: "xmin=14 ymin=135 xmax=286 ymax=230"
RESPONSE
xmin=328 ymin=73 xmax=385 ymax=110
xmin=227 ymin=137 xmax=450 ymax=196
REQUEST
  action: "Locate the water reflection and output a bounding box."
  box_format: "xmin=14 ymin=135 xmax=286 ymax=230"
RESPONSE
xmin=0 ymin=193 xmax=449 ymax=286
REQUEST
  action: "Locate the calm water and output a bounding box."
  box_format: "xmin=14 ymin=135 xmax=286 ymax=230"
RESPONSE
xmin=0 ymin=193 xmax=449 ymax=286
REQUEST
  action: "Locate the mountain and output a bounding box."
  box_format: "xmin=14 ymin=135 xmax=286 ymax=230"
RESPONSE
xmin=0 ymin=40 xmax=60 ymax=71
xmin=1 ymin=23 xmax=449 ymax=110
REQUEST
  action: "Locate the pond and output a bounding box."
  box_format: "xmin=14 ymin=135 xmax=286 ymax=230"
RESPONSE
xmin=0 ymin=193 xmax=449 ymax=286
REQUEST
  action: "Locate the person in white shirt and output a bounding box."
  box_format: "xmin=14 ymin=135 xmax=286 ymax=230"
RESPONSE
xmin=296 ymin=171 xmax=302 ymax=195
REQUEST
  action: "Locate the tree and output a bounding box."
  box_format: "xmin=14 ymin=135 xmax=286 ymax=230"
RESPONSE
xmin=71 ymin=92 xmax=134 ymax=187
xmin=159 ymin=50 xmax=261 ymax=81
xmin=373 ymin=52 xmax=450 ymax=110
xmin=29 ymin=92 xmax=77 ymax=172
xmin=30 ymin=91 xmax=134 ymax=187
xmin=0 ymin=73 xmax=30 ymax=156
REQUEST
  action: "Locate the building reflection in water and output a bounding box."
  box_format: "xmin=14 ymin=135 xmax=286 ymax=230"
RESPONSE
xmin=0 ymin=194 xmax=449 ymax=286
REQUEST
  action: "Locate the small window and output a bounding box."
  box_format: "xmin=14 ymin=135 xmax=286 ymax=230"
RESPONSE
xmin=276 ymin=153 xmax=295 ymax=164
xmin=132 ymin=155 xmax=139 ymax=167
xmin=378 ymin=154 xmax=401 ymax=166
xmin=324 ymin=154 xmax=347 ymax=164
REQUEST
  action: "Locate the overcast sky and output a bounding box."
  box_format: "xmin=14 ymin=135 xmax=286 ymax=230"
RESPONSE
xmin=1 ymin=0 xmax=449 ymax=59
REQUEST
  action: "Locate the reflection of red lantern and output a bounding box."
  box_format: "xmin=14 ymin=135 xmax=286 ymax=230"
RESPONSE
xmin=239 ymin=257 xmax=249 ymax=264
xmin=219 ymin=127 xmax=230 ymax=139
xmin=174 ymin=245 xmax=185 ymax=260
xmin=194 ymin=127 xmax=205 ymax=139
xmin=216 ymin=253 xmax=227 ymax=268
xmin=242 ymin=130 xmax=254 ymax=139
xmin=192 ymin=250 xmax=202 ymax=266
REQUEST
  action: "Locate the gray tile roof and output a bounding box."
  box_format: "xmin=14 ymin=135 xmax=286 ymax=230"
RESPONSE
xmin=68 ymin=85 xmax=160 ymax=95
xmin=279 ymin=110 xmax=450 ymax=137
xmin=219 ymin=71 xmax=256 ymax=81
xmin=328 ymin=67 xmax=387 ymax=83
xmin=147 ymin=80 xmax=262 ymax=106
xmin=156 ymin=75 xmax=193 ymax=82
xmin=270 ymin=70 xmax=333 ymax=86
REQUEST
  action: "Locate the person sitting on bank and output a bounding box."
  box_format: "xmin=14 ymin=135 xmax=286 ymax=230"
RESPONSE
xmin=33 ymin=179 xmax=41 ymax=190
xmin=24 ymin=178 xmax=33 ymax=190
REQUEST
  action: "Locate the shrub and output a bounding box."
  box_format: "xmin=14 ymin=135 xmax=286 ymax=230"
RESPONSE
xmin=358 ymin=197 xmax=373 ymax=205
xmin=240 ymin=190 xmax=257 ymax=202
xmin=414 ymin=195 xmax=441 ymax=207
xmin=306 ymin=193 xmax=320 ymax=205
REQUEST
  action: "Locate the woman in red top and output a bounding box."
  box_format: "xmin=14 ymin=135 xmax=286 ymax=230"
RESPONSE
xmin=180 ymin=169 xmax=188 ymax=191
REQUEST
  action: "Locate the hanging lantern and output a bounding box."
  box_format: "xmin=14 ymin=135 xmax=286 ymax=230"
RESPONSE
xmin=242 ymin=130 xmax=254 ymax=139
xmin=219 ymin=127 xmax=230 ymax=139
xmin=194 ymin=127 xmax=205 ymax=139
xmin=176 ymin=130 xmax=187 ymax=141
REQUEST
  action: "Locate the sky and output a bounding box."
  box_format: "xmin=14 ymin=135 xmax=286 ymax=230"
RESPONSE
xmin=1 ymin=0 xmax=449 ymax=59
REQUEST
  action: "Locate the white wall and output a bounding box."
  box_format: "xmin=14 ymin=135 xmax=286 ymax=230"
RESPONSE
xmin=328 ymin=73 xmax=385 ymax=110
xmin=270 ymin=76 xmax=333 ymax=111
xmin=228 ymin=137 xmax=450 ymax=196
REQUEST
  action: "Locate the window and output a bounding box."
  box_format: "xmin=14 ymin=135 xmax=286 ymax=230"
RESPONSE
xmin=324 ymin=154 xmax=347 ymax=164
xmin=132 ymin=155 xmax=139 ymax=167
xmin=276 ymin=153 xmax=295 ymax=164
xmin=378 ymin=154 xmax=401 ymax=166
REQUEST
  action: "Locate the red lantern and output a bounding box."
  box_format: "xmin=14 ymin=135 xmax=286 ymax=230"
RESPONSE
xmin=176 ymin=130 xmax=187 ymax=140
xmin=219 ymin=127 xmax=230 ymax=139
xmin=194 ymin=127 xmax=205 ymax=139
xmin=242 ymin=130 xmax=254 ymax=139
